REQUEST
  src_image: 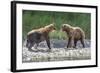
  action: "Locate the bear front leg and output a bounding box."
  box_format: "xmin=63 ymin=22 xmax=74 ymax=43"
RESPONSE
xmin=73 ymin=39 xmax=78 ymax=48
xmin=45 ymin=36 xmax=51 ymax=50
xmin=67 ymin=38 xmax=71 ymax=48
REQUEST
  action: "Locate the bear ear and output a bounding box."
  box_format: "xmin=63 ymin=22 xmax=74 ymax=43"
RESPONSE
xmin=50 ymin=23 xmax=54 ymax=26
xmin=63 ymin=24 xmax=71 ymax=28
xmin=62 ymin=24 xmax=66 ymax=27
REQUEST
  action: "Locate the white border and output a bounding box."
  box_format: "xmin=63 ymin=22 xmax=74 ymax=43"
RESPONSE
xmin=16 ymin=4 xmax=96 ymax=70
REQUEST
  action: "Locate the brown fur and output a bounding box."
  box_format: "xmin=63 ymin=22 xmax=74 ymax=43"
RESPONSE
xmin=26 ymin=24 xmax=55 ymax=51
xmin=28 ymin=24 xmax=55 ymax=36
xmin=61 ymin=24 xmax=85 ymax=48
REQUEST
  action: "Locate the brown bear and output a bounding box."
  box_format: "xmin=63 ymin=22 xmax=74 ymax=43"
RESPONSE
xmin=26 ymin=24 xmax=56 ymax=51
xmin=61 ymin=24 xmax=85 ymax=48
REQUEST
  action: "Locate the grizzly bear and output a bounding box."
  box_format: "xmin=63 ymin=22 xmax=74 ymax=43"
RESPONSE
xmin=26 ymin=24 xmax=55 ymax=51
xmin=61 ymin=24 xmax=85 ymax=48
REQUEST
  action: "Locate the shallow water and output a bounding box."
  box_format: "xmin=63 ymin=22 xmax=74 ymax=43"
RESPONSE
xmin=22 ymin=39 xmax=91 ymax=63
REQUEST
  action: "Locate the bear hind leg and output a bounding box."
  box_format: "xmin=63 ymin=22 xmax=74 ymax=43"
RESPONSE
xmin=73 ymin=39 xmax=78 ymax=48
xmin=67 ymin=38 xmax=72 ymax=48
xmin=80 ymin=39 xmax=85 ymax=48
xmin=28 ymin=42 xmax=35 ymax=51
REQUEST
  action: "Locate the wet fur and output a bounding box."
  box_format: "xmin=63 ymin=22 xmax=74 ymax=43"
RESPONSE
xmin=26 ymin=24 xmax=55 ymax=51
xmin=62 ymin=24 xmax=85 ymax=48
